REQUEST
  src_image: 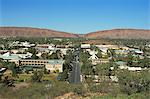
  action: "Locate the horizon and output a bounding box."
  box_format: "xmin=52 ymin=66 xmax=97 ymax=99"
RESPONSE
xmin=0 ymin=0 xmax=150 ymax=34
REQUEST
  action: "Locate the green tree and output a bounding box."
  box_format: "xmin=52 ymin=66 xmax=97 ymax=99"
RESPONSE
xmin=27 ymin=48 xmax=39 ymax=59
xmin=117 ymin=70 xmax=150 ymax=95
xmin=95 ymin=63 xmax=111 ymax=82
xmin=139 ymin=56 xmax=150 ymax=68
xmin=5 ymin=62 xmax=18 ymax=77
xmin=59 ymin=50 xmax=73 ymax=81
xmin=31 ymin=54 xmax=39 ymax=59
xmin=107 ymin=49 xmax=117 ymax=63
xmin=41 ymin=52 xmax=49 ymax=59
xmin=56 ymin=50 xmax=63 ymax=59
xmin=97 ymin=50 xmax=102 ymax=58
xmin=81 ymin=60 xmax=93 ymax=76
xmin=27 ymin=48 xmax=37 ymax=54
xmin=126 ymin=52 xmax=134 ymax=66
xmin=58 ymin=69 xmax=69 ymax=81
xmin=49 ymin=52 xmax=58 ymax=59
xmin=80 ymin=50 xmax=90 ymax=63
xmin=31 ymin=70 xmax=43 ymax=82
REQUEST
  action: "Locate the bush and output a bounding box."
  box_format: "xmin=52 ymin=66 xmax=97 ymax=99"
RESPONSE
xmin=117 ymin=70 xmax=150 ymax=95
xmin=31 ymin=70 xmax=43 ymax=82
xmin=72 ymin=84 xmax=86 ymax=96
xmin=89 ymin=82 xmax=119 ymax=95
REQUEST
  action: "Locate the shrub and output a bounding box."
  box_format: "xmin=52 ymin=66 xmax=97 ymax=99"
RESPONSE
xmin=31 ymin=70 xmax=43 ymax=82
xmin=117 ymin=70 xmax=150 ymax=95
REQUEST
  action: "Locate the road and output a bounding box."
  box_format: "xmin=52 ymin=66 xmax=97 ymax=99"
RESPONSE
xmin=69 ymin=48 xmax=81 ymax=84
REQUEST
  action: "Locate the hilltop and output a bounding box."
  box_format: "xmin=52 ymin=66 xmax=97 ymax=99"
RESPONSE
xmin=0 ymin=27 xmax=79 ymax=38
xmin=85 ymin=29 xmax=150 ymax=39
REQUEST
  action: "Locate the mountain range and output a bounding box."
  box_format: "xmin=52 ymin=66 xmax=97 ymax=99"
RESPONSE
xmin=0 ymin=27 xmax=150 ymax=39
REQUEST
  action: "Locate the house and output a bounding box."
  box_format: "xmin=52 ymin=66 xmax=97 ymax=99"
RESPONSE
xmin=10 ymin=41 xmax=35 ymax=48
xmin=81 ymin=44 xmax=90 ymax=49
xmin=95 ymin=45 xmax=119 ymax=50
xmin=127 ymin=67 xmax=142 ymax=71
xmin=100 ymin=59 xmax=109 ymax=63
xmin=115 ymin=61 xmax=144 ymax=71
xmin=0 ymin=68 xmax=7 ymax=73
xmin=115 ymin=50 xmax=129 ymax=55
xmin=0 ymin=52 xmax=32 ymax=60
xmin=56 ymin=45 xmax=67 ymax=48
xmin=0 ymin=52 xmax=32 ymax=65
xmin=115 ymin=61 xmax=129 ymax=69
xmin=95 ymin=45 xmax=119 ymax=56
xmin=21 ymin=41 xmax=35 ymax=47
xmin=45 ymin=60 xmax=64 ymax=72
xmin=60 ymin=48 xmax=71 ymax=55
xmin=0 ymin=50 xmax=8 ymax=54
xmin=130 ymin=48 xmax=144 ymax=55
xmin=53 ymin=38 xmax=62 ymax=41
xmin=36 ymin=44 xmax=50 ymax=48
xmin=88 ymin=50 xmax=98 ymax=60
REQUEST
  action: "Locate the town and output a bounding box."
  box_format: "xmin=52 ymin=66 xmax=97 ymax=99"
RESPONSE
xmin=0 ymin=37 xmax=150 ymax=98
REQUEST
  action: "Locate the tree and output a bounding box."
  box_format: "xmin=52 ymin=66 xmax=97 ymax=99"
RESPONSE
xmin=27 ymin=48 xmax=37 ymax=54
xmin=56 ymin=50 xmax=63 ymax=59
xmin=41 ymin=51 xmax=62 ymax=60
xmin=97 ymin=50 xmax=102 ymax=58
xmin=80 ymin=50 xmax=90 ymax=63
xmin=81 ymin=60 xmax=93 ymax=76
xmin=49 ymin=52 xmax=58 ymax=59
xmin=31 ymin=54 xmax=39 ymax=59
xmin=92 ymin=46 xmax=103 ymax=58
xmin=41 ymin=52 xmax=49 ymax=59
xmin=31 ymin=70 xmax=43 ymax=82
xmin=126 ymin=52 xmax=134 ymax=67
xmin=107 ymin=49 xmax=115 ymax=57
xmin=3 ymin=76 xmax=15 ymax=87
xmin=4 ymin=62 xmax=18 ymax=77
xmin=117 ymin=70 xmax=150 ymax=95
xmin=27 ymin=48 xmax=39 ymax=59
xmin=58 ymin=50 xmax=73 ymax=81
xmin=107 ymin=49 xmax=116 ymax=62
xmin=139 ymin=56 xmax=150 ymax=68
xmin=58 ymin=69 xmax=69 ymax=81
xmin=95 ymin=63 xmax=111 ymax=82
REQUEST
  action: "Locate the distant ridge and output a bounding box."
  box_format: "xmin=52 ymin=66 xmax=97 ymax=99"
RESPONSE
xmin=85 ymin=29 xmax=150 ymax=39
xmin=0 ymin=27 xmax=150 ymax=39
xmin=0 ymin=27 xmax=79 ymax=38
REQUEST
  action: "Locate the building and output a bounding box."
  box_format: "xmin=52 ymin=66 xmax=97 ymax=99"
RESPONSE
xmin=0 ymin=52 xmax=64 ymax=73
xmin=0 ymin=52 xmax=32 ymax=60
xmin=10 ymin=41 xmax=35 ymax=48
xmin=95 ymin=45 xmax=119 ymax=50
xmin=36 ymin=44 xmax=51 ymax=48
xmin=81 ymin=44 xmax=90 ymax=49
xmin=19 ymin=59 xmax=64 ymax=72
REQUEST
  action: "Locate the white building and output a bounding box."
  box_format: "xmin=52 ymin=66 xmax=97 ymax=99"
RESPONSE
xmin=81 ymin=44 xmax=90 ymax=49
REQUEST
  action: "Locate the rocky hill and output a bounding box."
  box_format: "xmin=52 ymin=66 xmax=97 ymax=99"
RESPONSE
xmin=84 ymin=29 xmax=150 ymax=39
xmin=0 ymin=27 xmax=150 ymax=39
xmin=0 ymin=27 xmax=79 ymax=38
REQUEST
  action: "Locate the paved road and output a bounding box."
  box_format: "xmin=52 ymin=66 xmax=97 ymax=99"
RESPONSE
xmin=69 ymin=48 xmax=81 ymax=84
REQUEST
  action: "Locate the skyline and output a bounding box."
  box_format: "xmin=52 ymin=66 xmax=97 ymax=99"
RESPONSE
xmin=0 ymin=0 xmax=150 ymax=34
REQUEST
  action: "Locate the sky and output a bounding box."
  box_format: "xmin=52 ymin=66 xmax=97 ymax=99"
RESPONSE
xmin=0 ymin=0 xmax=150 ymax=34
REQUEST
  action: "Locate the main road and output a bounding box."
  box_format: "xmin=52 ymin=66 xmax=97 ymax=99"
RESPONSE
xmin=69 ymin=48 xmax=81 ymax=84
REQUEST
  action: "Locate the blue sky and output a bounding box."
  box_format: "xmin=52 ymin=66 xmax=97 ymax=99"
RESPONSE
xmin=0 ymin=0 xmax=150 ymax=34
